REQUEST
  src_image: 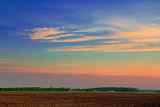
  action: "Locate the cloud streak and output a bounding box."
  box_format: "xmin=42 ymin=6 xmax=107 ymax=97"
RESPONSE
xmin=29 ymin=27 xmax=106 ymax=43
xmin=112 ymin=27 xmax=160 ymax=38
xmin=55 ymin=45 xmax=160 ymax=52
xmin=27 ymin=17 xmax=160 ymax=52
xmin=30 ymin=27 xmax=64 ymax=40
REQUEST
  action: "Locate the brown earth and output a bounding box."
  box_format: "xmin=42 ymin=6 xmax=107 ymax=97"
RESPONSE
xmin=0 ymin=92 xmax=160 ymax=107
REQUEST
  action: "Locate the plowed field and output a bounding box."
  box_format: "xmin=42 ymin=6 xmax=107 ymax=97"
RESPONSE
xmin=0 ymin=92 xmax=160 ymax=107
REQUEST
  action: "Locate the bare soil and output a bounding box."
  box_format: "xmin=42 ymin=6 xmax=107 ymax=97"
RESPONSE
xmin=0 ymin=92 xmax=160 ymax=107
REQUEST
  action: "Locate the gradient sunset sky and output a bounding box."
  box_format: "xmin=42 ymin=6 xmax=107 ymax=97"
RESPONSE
xmin=0 ymin=0 xmax=160 ymax=89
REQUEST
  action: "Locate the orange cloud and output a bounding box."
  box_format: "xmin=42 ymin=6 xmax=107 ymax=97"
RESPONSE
xmin=54 ymin=27 xmax=160 ymax=52
xmin=56 ymin=45 xmax=160 ymax=52
xmin=52 ymin=36 xmax=106 ymax=42
xmin=129 ymin=38 xmax=160 ymax=43
xmin=112 ymin=27 xmax=160 ymax=38
xmin=29 ymin=26 xmax=160 ymax=52
xmin=30 ymin=27 xmax=108 ymax=42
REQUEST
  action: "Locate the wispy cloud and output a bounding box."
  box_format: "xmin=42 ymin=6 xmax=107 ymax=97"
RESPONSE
xmin=27 ymin=17 xmax=160 ymax=52
xmin=129 ymin=38 xmax=160 ymax=43
xmin=51 ymin=27 xmax=160 ymax=52
xmin=51 ymin=36 xmax=107 ymax=43
xmin=112 ymin=27 xmax=160 ymax=38
xmin=30 ymin=27 xmax=64 ymax=40
xmin=29 ymin=27 xmax=106 ymax=43
xmin=55 ymin=45 xmax=160 ymax=52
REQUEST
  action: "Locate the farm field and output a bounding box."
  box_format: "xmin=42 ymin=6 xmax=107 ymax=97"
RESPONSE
xmin=0 ymin=92 xmax=160 ymax=107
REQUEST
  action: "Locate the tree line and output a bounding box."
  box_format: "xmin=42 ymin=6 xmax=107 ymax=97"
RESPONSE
xmin=0 ymin=87 xmax=159 ymax=93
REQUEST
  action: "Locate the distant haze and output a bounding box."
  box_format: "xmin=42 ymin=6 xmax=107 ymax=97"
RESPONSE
xmin=0 ymin=72 xmax=159 ymax=89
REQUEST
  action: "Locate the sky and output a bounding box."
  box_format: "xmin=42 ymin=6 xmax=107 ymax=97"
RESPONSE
xmin=0 ymin=0 xmax=160 ymax=89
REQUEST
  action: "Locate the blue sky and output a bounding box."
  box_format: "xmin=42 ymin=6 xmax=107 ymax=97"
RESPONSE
xmin=1 ymin=0 xmax=160 ymax=52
